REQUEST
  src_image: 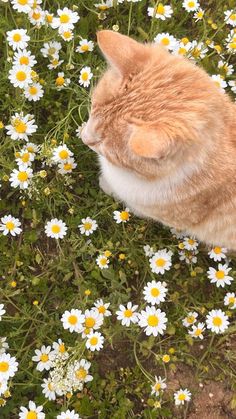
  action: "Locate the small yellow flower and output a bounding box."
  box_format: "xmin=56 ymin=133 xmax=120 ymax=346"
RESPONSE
xmin=3 ymin=175 xmax=9 ymax=181
xmin=0 ymin=121 xmax=4 ymax=129
xmin=44 ymin=187 xmax=51 ymax=196
xmin=211 ymin=23 xmax=217 ymax=29
xmin=84 ymin=289 xmax=91 ymax=296
xmin=181 ymin=37 xmax=189 ymax=45
xmin=162 ymin=354 xmax=170 ymax=363
xmin=33 ymin=300 xmax=39 ymax=306
xmin=168 ymin=347 xmax=175 ymax=354
xmin=190 ymin=270 xmax=197 ymax=277
xmin=214 ymin=45 xmax=222 ymax=54
xmin=39 ymin=170 xmax=47 ymax=178
xmin=154 ymin=401 xmax=161 ymax=408
xmin=66 ymin=392 xmax=72 ymax=399
xmin=4 ymin=390 xmax=11 ymax=398
xmin=21 ymin=200 xmax=26 ymax=207
xmin=119 ymin=253 xmax=126 ymax=260
xmin=10 ymin=281 xmax=17 ymax=288
xmin=178 ymin=242 xmax=185 ymax=249
xmin=0 ymin=399 xmax=6 ymax=407
xmin=104 ymin=250 xmax=112 ymax=258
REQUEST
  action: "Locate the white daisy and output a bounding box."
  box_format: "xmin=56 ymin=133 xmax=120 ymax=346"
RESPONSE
xmin=0 ymin=304 xmax=6 ymax=320
xmin=9 ymin=64 xmax=32 ymax=88
xmin=138 ymin=306 xmax=168 ymax=336
xmin=208 ymin=246 xmax=227 ymax=262
xmin=52 ymin=145 xmax=73 ymax=163
xmin=45 ymin=218 xmax=67 ymax=239
xmin=32 ymin=345 xmax=55 ymax=371
xmin=116 ymin=302 xmax=139 ymax=327
xmin=51 ymin=7 xmax=80 ymax=31
xmin=56 ymin=410 xmax=80 ymax=419
xmin=0 ymin=215 xmax=22 ymax=236
xmin=94 ymin=1 xmax=113 ymax=11
xmin=59 ymin=29 xmax=74 ymax=42
xmin=96 ymin=254 xmax=109 ymax=269
xmin=207 ymin=263 xmax=233 ymax=288
xmin=45 ymin=12 xmax=54 ymax=27
xmin=55 ymin=72 xmax=71 ymax=89
xmin=58 ymin=158 xmax=76 ymax=174
xmin=0 ymin=353 xmax=18 ymax=380
xmin=143 ymin=280 xmax=168 ymax=305
xmin=154 ymin=32 xmax=177 ymax=51
xmin=79 ymin=66 xmax=93 ymax=88
xmin=40 ymin=41 xmax=62 ymax=59
xmin=41 ymin=377 xmax=56 ymax=401
xmin=86 ymin=331 xmax=104 ymax=352
xmin=172 ymin=41 xmax=193 ymax=56
xmin=211 ymin=74 xmax=228 ymax=92
xmin=182 ymin=0 xmax=200 ymax=12
xmin=52 ymin=339 xmax=69 ymax=360
xmin=6 ymin=29 xmax=30 ymax=51
xmin=19 ymin=401 xmax=45 ymax=419
xmin=149 ymin=249 xmax=173 ymax=274
xmin=6 ymin=112 xmax=37 ymax=141
xmin=147 ymin=3 xmax=173 ymax=20
xmin=93 ymin=299 xmax=111 ymax=317
xmin=182 ymin=237 xmax=198 ymax=251
xmin=0 ymin=337 xmax=9 ymax=355
xmin=226 ymin=30 xmax=236 ymax=53
xmin=224 ymin=10 xmax=236 ymax=27
xmin=189 ymin=322 xmax=205 ymax=339
xmin=11 ymin=0 xmax=34 ymax=13
xmin=178 ymin=249 xmax=198 ymax=264
xmin=143 ymin=244 xmax=154 ymax=257
xmin=193 ymin=8 xmax=204 ymax=21
xmin=28 ymin=7 xmax=45 ymax=27
xmin=9 ymin=165 xmax=33 ymax=189
xmin=47 ymin=58 xmax=64 ymax=70
xmin=13 ymin=49 xmax=37 ymax=67
xmin=206 ymin=309 xmax=229 ymax=334
xmin=15 ymin=148 xmax=35 ymax=166
xmin=218 ymin=60 xmax=234 ymax=76
xmin=113 ymin=208 xmax=130 ymax=223
xmin=151 ymin=376 xmax=167 ymax=396
xmin=24 ymin=82 xmax=44 ymax=102
xmin=61 ymin=309 xmax=85 ymax=333
xmin=224 ymin=292 xmax=236 ymax=309
xmin=25 ymin=142 xmax=39 ymax=155
xmin=78 ymin=217 xmax=98 ymax=236
xmin=76 ymin=39 xmax=94 ymax=53
xmin=83 ymin=308 xmax=104 ymax=332
xmin=182 ymin=311 xmax=198 ymax=327
xmin=0 ymin=379 xmax=8 ymax=396
xmin=174 ymin=388 xmax=191 ymax=405
xmin=190 ymin=41 xmax=208 ymax=60
xmin=69 ymin=358 xmax=93 ymax=384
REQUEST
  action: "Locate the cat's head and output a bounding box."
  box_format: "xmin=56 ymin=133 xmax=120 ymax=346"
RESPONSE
xmin=81 ymin=30 xmax=224 ymax=179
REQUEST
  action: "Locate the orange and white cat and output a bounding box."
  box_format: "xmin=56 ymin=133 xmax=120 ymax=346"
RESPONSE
xmin=81 ymin=30 xmax=236 ymax=250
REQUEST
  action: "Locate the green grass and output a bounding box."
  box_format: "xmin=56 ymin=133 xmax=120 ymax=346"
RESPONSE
xmin=0 ymin=0 xmax=236 ymax=418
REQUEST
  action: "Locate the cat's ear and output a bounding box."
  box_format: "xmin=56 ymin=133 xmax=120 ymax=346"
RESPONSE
xmin=97 ymin=30 xmax=149 ymax=75
xmin=129 ymin=124 xmax=177 ymax=160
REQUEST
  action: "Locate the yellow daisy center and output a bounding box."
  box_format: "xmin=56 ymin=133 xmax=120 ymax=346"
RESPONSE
xmin=18 ymin=0 xmax=28 ymax=4
xmin=229 ymin=42 xmax=236 ymax=49
xmin=48 ymin=47 xmax=56 ymax=55
xmin=26 ymin=412 xmax=37 ymax=419
xmin=13 ymin=33 xmax=22 ymax=42
xmin=187 ymin=316 xmax=195 ymax=324
xmin=197 ymin=11 xmax=203 ymax=18
xmin=51 ymin=224 xmax=61 ymax=234
xmin=75 ymin=367 xmax=87 ymax=380
xmin=40 ymin=353 xmax=49 ymax=363
xmin=0 ymin=362 xmax=9 ymax=372
xmin=162 ymin=354 xmax=170 ymax=363
xmin=63 ymin=163 xmax=72 ymax=171
xmin=84 ymin=222 xmax=92 ymax=230
xmin=213 ymin=316 xmax=222 ymax=326
xmin=6 ymin=221 xmax=15 ymax=231
xmin=194 ymin=329 xmax=202 ymax=336
xmin=178 ymin=393 xmax=186 ymax=401
xmin=85 ymin=317 xmax=95 ymax=328
xmin=100 ymin=257 xmax=107 ymax=266
xmin=147 ymin=314 xmax=159 ymax=327
xmin=216 ymin=270 xmax=225 ymax=280
xmin=213 ymin=247 xmax=222 ymax=254
xmin=29 ymin=86 xmax=38 ymax=95
xmin=89 ymin=337 xmax=98 ymax=346
xmin=230 ymin=14 xmax=236 ymax=21
xmin=156 ymin=4 xmax=165 ymax=14
xmin=179 ymin=47 xmax=187 ymax=55
xmin=81 ymin=44 xmax=89 ymax=52
xmin=188 ymin=1 xmax=195 ymax=7
xmin=188 ymin=239 xmax=195 ymax=245
xmin=124 ymin=309 xmax=133 ymax=318
xmin=21 ymin=152 xmax=30 ymax=162
xmin=161 ymin=37 xmax=170 ymax=46
xmin=32 ymin=11 xmax=41 ymax=20
xmin=68 ymin=314 xmax=77 ymax=325
xmin=17 ymin=171 xmax=28 ymax=182
xmin=27 ymin=146 xmax=34 ymax=152
xmin=155 ymin=258 xmax=165 ymax=267
xmin=120 ymin=211 xmax=129 ymax=221
xmin=56 ymin=76 xmax=65 ymax=86
xmin=98 ymin=306 xmax=106 ymax=314
xmin=81 ymin=72 xmax=89 ymax=81
xmin=154 ymin=383 xmax=161 ymax=391
xmin=16 ymin=70 xmax=27 ymax=82
xmin=19 ymin=56 xmax=29 ymax=65
xmin=60 ymin=14 xmax=70 ymax=24
xmin=14 ymin=120 xmax=27 ymax=133
xmin=98 ymin=5 xmax=108 ymax=10
xmin=59 ymin=150 xmax=69 ymax=159
xmin=59 ymin=343 xmax=65 ymax=353
xmin=46 ymin=14 xmax=53 ymax=23
xmin=63 ymin=31 xmax=72 ymax=39
xmin=151 ymin=287 xmax=160 ymax=297
xmin=48 ymin=382 xmax=53 ymax=390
